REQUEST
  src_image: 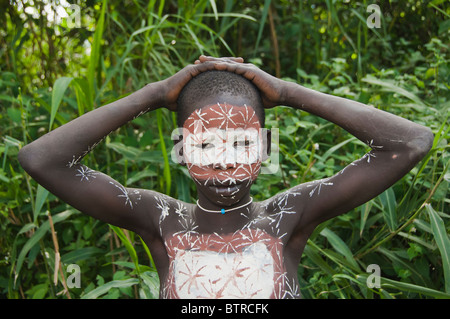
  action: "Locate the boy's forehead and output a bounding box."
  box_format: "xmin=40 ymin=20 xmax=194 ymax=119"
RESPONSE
xmin=183 ymin=103 xmax=261 ymax=131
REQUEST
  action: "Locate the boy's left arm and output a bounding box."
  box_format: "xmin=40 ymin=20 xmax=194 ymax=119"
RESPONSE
xmin=281 ymin=81 xmax=433 ymax=231
xmin=199 ymin=57 xmax=434 ymax=232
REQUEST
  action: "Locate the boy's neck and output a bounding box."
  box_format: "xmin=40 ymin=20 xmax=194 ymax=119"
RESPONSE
xmin=195 ymin=191 xmax=253 ymax=232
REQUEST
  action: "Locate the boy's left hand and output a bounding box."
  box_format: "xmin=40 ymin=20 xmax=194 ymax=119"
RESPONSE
xmin=195 ymin=55 xmax=287 ymax=108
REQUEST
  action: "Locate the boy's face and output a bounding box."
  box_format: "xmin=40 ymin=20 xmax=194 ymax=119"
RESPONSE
xmin=182 ymin=103 xmax=263 ymax=206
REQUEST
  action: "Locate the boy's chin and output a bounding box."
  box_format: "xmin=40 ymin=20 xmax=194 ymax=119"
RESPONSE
xmin=197 ymin=183 xmax=252 ymax=207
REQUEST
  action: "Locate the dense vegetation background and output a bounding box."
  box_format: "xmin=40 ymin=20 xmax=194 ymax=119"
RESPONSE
xmin=0 ymin=0 xmax=449 ymax=299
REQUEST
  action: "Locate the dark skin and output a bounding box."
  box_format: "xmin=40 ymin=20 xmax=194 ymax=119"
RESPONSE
xmin=18 ymin=56 xmax=433 ymax=298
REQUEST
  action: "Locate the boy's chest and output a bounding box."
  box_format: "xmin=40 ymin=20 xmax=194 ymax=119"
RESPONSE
xmin=162 ymin=228 xmax=289 ymax=299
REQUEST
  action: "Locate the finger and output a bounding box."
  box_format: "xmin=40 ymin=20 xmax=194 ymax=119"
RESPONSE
xmin=199 ymin=55 xmax=244 ymax=64
xmin=191 ymin=61 xmax=216 ymax=74
xmin=212 ymin=62 xmax=239 ymax=73
xmin=231 ymin=57 xmax=244 ymax=63
xmin=218 ymin=56 xmax=244 ymax=63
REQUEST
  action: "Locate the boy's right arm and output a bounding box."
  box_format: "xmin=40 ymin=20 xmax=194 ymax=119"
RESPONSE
xmin=18 ymin=62 xmax=215 ymax=235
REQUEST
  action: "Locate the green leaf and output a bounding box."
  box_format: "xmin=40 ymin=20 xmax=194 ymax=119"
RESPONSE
xmin=208 ymin=0 xmax=218 ymax=20
xmin=357 ymin=274 xmax=450 ymax=299
xmin=254 ymin=0 xmax=271 ymax=54
xmin=109 ymin=225 xmax=139 ymax=272
xmin=72 ymin=77 xmax=90 ymax=116
xmin=379 ymin=187 xmax=397 ymax=232
xmin=87 ymin=0 xmax=107 ymax=110
xmin=303 ymin=244 xmax=336 ymax=276
xmin=106 ymin=142 xmax=141 ymax=159
xmin=362 ymin=75 xmax=427 ymax=108
xmin=33 ymin=185 xmax=49 ymax=223
xmin=81 ymin=278 xmax=139 ymax=299
xmin=378 ymin=247 xmax=432 ymax=288
xmin=320 ymin=228 xmax=360 ymax=271
xmin=7 ymin=107 xmax=21 ymax=123
xmin=156 ymin=109 xmax=171 ymax=194
xmin=359 ymin=201 xmax=372 ymax=237
xmin=320 ymin=137 xmax=357 ymax=162
xmin=14 ymin=210 xmax=75 ymax=286
xmin=139 ymin=271 xmax=160 ymax=299
xmin=426 ymin=204 xmax=450 ymax=293
xmin=50 ymin=77 xmax=73 ymax=130
xmin=61 ymin=247 xmax=105 ymax=264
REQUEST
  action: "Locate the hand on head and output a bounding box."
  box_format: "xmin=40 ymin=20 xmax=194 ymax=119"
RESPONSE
xmin=194 ymin=55 xmax=286 ymax=109
xmin=160 ymin=55 xmax=286 ymax=111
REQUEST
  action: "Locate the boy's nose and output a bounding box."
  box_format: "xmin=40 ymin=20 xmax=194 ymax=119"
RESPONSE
xmin=212 ymin=145 xmax=237 ymax=170
xmin=213 ymin=158 xmax=237 ymax=170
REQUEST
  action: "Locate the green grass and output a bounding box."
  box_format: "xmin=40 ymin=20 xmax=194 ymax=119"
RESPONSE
xmin=1 ymin=0 xmax=449 ymax=299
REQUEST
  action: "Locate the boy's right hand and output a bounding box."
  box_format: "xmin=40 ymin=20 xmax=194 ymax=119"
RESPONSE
xmin=156 ymin=63 xmax=209 ymax=111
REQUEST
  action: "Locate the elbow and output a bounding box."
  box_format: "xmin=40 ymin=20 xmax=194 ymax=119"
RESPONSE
xmin=407 ymin=126 xmax=434 ymax=162
xmin=18 ymin=144 xmax=42 ymax=176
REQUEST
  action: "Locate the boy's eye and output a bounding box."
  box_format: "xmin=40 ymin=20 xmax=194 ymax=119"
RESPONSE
xmin=234 ymin=140 xmax=251 ymax=147
xmin=196 ymin=143 xmax=213 ymax=149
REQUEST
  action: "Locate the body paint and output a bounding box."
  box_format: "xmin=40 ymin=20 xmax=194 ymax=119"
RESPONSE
xmin=163 ymin=228 xmax=287 ymax=299
xmin=182 ymin=103 xmax=263 ymax=192
xmin=109 ymin=181 xmax=141 ymax=209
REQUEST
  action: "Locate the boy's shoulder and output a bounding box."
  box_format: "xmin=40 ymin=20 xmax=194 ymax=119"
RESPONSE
xmin=137 ymin=179 xmax=324 ymax=236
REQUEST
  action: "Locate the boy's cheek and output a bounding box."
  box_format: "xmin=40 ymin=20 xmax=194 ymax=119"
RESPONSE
xmin=183 ymin=146 xmax=261 ymax=167
xmin=187 ymin=162 xmax=261 ymax=185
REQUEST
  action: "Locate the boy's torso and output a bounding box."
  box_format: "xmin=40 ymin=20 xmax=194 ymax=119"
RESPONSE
xmin=140 ymin=192 xmax=307 ymax=299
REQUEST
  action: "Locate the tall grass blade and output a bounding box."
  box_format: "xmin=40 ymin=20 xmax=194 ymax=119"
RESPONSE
xmin=303 ymin=244 xmax=336 ymax=276
xmin=359 ymin=201 xmax=372 ymax=237
xmin=426 ymin=204 xmax=450 ymax=293
xmin=14 ymin=210 xmax=75 ymax=286
xmin=362 ymin=75 xmax=427 ymax=108
xmin=320 ymin=228 xmax=360 ymax=271
xmin=357 ymin=274 xmax=450 ymax=299
xmin=109 ymin=225 xmax=139 ymax=272
xmin=378 ymin=247 xmax=433 ymax=288
xmin=379 ymin=187 xmax=397 ymax=232
xmin=50 ymin=76 xmax=73 ymax=130
xmin=139 ymin=236 xmax=156 ymax=269
xmin=87 ymin=0 xmax=107 ymax=110
xmin=72 ymin=78 xmax=90 ymax=116
xmin=81 ymin=278 xmax=139 ymax=299
xmin=209 ymin=0 xmax=218 ymax=21
xmin=33 ymin=185 xmax=49 ymax=223
xmin=61 ymin=247 xmax=104 ymax=264
xmin=156 ymin=109 xmax=171 ymax=194
xmin=321 ymin=137 xmax=357 ymax=162
xmin=254 ymin=0 xmax=271 ymax=55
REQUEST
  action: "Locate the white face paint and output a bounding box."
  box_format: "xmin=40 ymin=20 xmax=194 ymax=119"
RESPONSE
xmin=181 ymin=104 xmax=264 ymax=196
xmin=183 ymin=125 xmax=261 ymax=167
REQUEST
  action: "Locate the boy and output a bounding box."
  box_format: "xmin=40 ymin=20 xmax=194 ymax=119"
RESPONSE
xmin=18 ymin=56 xmax=433 ymax=299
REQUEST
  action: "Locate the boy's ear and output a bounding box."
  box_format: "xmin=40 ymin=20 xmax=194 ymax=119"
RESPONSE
xmin=261 ymin=128 xmax=271 ymax=161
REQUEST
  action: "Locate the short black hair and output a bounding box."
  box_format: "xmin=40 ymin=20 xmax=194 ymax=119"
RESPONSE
xmin=176 ymin=70 xmax=265 ymax=128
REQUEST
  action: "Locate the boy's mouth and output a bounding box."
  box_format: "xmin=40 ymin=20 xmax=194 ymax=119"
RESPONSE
xmin=208 ymin=184 xmax=241 ymax=196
